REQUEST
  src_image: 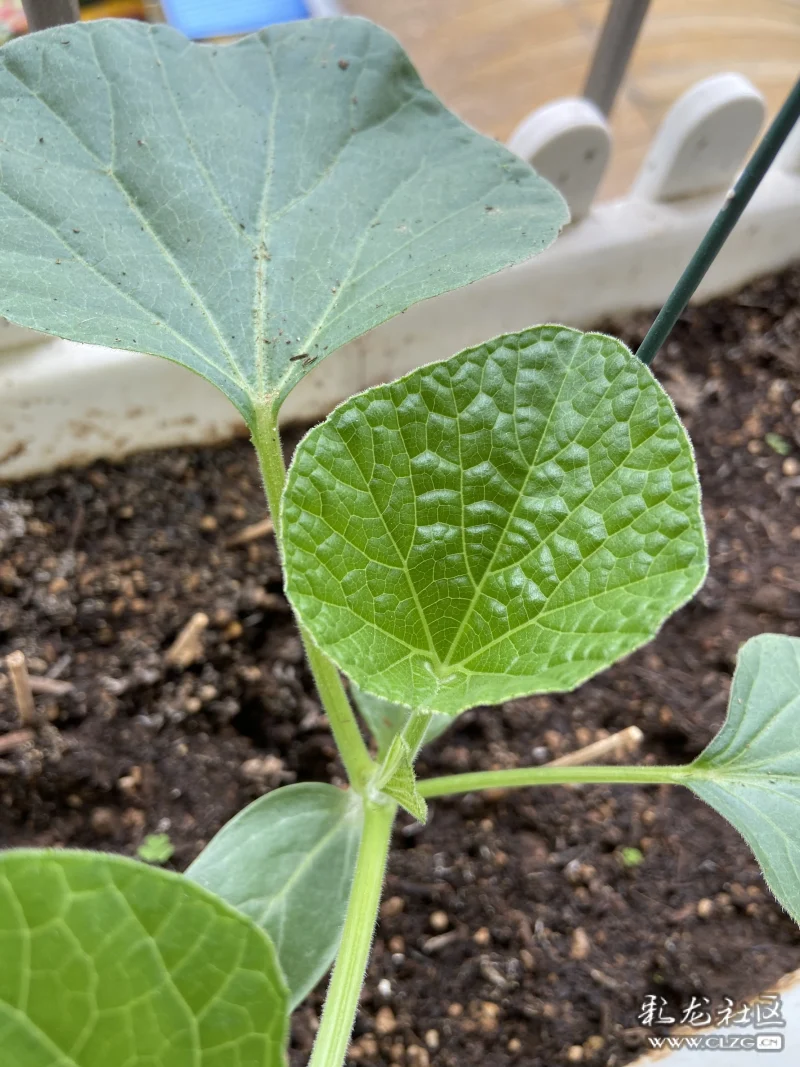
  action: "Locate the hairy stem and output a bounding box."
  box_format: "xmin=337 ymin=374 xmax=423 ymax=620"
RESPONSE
xmin=309 ymin=799 xmax=395 ymax=1067
xmin=418 ymin=763 xmax=689 ymax=798
xmin=251 ymin=403 xmax=374 ymax=793
xmin=301 ymin=636 xmax=375 ymax=792
xmin=251 ymin=400 xmax=287 ymax=523
xmin=400 ymin=708 xmax=432 ymax=761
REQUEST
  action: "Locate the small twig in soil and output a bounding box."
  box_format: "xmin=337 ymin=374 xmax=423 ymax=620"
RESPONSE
xmin=28 ymin=676 xmax=74 ymax=697
xmin=422 ymin=929 xmax=464 ymax=954
xmin=47 ymin=653 xmax=72 ymax=680
xmin=225 ymin=517 xmax=275 ymax=547
xmin=0 ymin=728 xmax=35 ymax=755
xmin=548 ymin=725 xmax=644 ymax=767
xmin=5 ymin=651 xmax=36 ymax=727
xmin=590 ymin=968 xmax=624 ymax=993
xmin=480 ymin=958 xmax=512 ymax=991
xmin=165 ymin=612 xmax=209 ymax=669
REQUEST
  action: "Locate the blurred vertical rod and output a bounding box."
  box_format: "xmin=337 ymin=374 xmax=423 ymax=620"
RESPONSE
xmin=21 ymin=0 xmax=79 ymax=32
xmin=636 ymin=74 xmax=800 ymax=367
xmin=583 ymin=0 xmax=652 ymax=116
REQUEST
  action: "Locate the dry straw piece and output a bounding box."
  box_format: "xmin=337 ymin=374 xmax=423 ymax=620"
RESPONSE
xmin=5 ymin=650 xmax=35 ymax=727
xmin=0 ymin=728 xmax=35 ymax=755
xmin=165 ymin=612 xmax=209 ymax=669
xmin=226 ymin=517 xmax=275 ymax=547
xmin=548 ymin=726 xmax=644 ymax=767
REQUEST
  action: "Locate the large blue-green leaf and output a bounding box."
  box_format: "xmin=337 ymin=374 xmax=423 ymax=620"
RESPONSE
xmin=187 ymin=783 xmax=362 ymax=1009
xmin=685 ymin=634 xmax=800 ymax=923
xmin=0 ymin=18 xmax=566 ymax=423
xmin=0 ymin=850 xmax=287 ymax=1066
xmin=282 ymin=326 xmax=708 ymax=715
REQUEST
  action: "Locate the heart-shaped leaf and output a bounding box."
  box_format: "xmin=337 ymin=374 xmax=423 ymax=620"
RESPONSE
xmin=282 ymin=326 xmax=707 ymax=715
xmin=351 ymin=683 xmax=451 ymax=756
xmin=0 ymin=850 xmax=287 ymax=1066
xmin=0 ymin=18 xmax=567 ymax=424
xmin=684 ymin=634 xmax=800 ymax=923
xmin=187 ymin=783 xmax=362 ymax=1009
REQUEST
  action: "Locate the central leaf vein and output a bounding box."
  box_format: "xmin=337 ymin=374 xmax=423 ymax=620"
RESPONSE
xmin=441 ymin=332 xmax=583 ymax=667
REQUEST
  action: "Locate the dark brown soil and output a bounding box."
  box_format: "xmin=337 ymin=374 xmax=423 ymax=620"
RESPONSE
xmin=1 ymin=266 xmax=800 ymax=1067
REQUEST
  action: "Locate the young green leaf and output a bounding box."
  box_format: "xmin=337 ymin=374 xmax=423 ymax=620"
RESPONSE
xmin=619 ymin=846 xmax=645 ymax=868
xmin=0 ymin=850 xmax=287 ymax=1065
xmin=137 ymin=832 xmax=175 ymax=865
xmin=0 ymin=18 xmax=566 ymax=424
xmin=187 ymin=783 xmax=363 ymax=1009
xmin=283 ymin=326 xmax=708 ymax=715
xmin=375 ymin=735 xmax=428 ymax=823
xmin=350 ymin=683 xmax=451 ymax=757
xmin=683 ymin=633 xmax=800 ymax=924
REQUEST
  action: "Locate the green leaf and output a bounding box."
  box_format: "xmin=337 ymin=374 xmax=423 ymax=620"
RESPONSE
xmin=765 ymin=433 xmax=791 ymax=456
xmin=619 ymin=846 xmax=644 ymax=868
xmin=684 ymin=633 xmax=800 ymax=924
xmin=137 ymin=832 xmax=175 ymax=865
xmin=0 ymin=849 xmax=287 ymax=1066
xmin=282 ymin=326 xmax=708 ymax=716
xmin=0 ymin=19 xmax=567 ymax=424
xmin=350 ymin=682 xmax=451 ymax=757
xmin=375 ymin=735 xmax=428 ymax=823
xmin=187 ymin=783 xmax=363 ymax=1009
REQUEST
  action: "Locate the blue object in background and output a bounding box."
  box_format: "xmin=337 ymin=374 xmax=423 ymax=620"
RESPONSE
xmin=161 ymin=0 xmax=310 ymax=39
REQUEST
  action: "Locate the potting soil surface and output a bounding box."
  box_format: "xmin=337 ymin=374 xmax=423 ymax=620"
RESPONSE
xmin=1 ymin=267 xmax=800 ymax=1066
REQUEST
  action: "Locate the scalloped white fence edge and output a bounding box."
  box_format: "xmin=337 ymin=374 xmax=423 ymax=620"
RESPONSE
xmin=631 ymin=967 xmax=800 ymax=1064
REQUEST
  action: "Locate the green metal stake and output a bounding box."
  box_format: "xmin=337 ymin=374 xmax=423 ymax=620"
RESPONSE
xmin=636 ymin=74 xmax=800 ymax=367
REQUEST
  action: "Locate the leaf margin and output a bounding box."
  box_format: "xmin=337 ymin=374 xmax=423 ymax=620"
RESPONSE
xmin=186 ymin=781 xmax=364 ymax=1009
xmin=281 ymin=323 xmax=709 ymax=717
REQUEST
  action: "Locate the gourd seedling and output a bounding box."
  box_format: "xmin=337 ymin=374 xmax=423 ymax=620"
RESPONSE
xmin=0 ymin=16 xmax=797 ymax=1067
